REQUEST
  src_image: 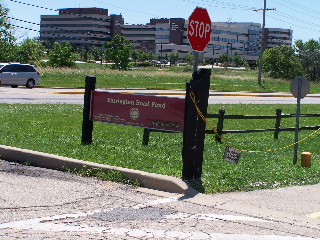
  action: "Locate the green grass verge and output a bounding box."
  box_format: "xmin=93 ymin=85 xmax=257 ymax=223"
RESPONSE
xmin=38 ymin=64 xmax=320 ymax=93
xmin=1 ymin=103 xmax=319 ymax=193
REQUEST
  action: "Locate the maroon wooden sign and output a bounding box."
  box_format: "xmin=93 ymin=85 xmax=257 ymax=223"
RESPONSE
xmin=91 ymin=91 xmax=185 ymax=132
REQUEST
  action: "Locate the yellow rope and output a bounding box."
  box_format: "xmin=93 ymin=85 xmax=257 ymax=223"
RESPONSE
xmin=190 ymin=92 xmax=320 ymax=153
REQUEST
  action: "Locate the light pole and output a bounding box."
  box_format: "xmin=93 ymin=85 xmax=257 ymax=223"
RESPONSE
xmin=256 ymin=0 xmax=275 ymax=85
xmin=227 ymin=42 xmax=231 ymax=54
xmin=243 ymin=42 xmax=247 ymax=55
xmin=258 ymin=0 xmax=266 ymax=85
xmin=212 ymin=47 xmax=219 ymax=67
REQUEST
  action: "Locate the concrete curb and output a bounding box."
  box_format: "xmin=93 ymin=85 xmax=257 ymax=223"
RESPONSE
xmin=50 ymin=90 xmax=85 ymax=94
xmin=50 ymin=89 xmax=305 ymax=98
xmin=0 ymin=144 xmax=198 ymax=196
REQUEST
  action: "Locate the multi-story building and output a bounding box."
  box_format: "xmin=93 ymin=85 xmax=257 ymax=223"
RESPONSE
xmin=122 ymin=18 xmax=189 ymax=58
xmin=263 ymin=28 xmax=293 ymax=50
xmin=40 ymin=8 xmax=293 ymax=62
xmin=209 ymin=22 xmax=262 ymax=62
xmin=40 ymin=8 xmax=123 ymax=48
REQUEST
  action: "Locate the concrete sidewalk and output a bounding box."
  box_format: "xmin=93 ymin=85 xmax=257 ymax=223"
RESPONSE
xmin=0 ymin=144 xmax=320 ymax=229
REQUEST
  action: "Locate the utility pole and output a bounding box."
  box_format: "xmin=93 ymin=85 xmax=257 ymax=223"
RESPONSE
xmin=254 ymin=0 xmax=275 ymax=85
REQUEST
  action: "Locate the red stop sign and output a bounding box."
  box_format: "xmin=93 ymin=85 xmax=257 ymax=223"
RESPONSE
xmin=187 ymin=7 xmax=212 ymax=52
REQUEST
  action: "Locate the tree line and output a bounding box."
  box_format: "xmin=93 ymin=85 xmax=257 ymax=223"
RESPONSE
xmin=0 ymin=5 xmax=179 ymax=70
xmin=263 ymin=39 xmax=320 ymax=82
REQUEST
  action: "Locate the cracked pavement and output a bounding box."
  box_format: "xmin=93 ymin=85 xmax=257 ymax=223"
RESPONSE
xmin=1 ymin=160 xmax=319 ymax=239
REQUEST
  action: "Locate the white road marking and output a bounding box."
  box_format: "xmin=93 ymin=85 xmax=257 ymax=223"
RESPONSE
xmin=0 ymin=212 xmax=311 ymax=239
xmin=0 ymin=211 xmax=271 ymax=231
xmin=0 ymin=197 xmax=310 ymax=239
xmin=0 ymin=211 xmax=106 ymax=232
xmin=307 ymin=211 xmax=320 ymax=218
xmin=165 ymin=213 xmax=272 ymax=222
xmin=132 ymin=197 xmax=178 ymax=209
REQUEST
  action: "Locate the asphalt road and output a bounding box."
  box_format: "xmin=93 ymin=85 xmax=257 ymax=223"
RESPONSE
xmin=0 ymin=87 xmax=83 ymax=104
xmin=1 ymin=86 xmax=320 ymax=104
xmin=1 ymin=159 xmax=319 ymax=239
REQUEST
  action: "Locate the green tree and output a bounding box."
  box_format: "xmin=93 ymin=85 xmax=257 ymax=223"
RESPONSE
xmin=78 ymin=47 xmax=90 ymax=62
xmin=0 ymin=5 xmax=17 ymax=62
xmin=147 ymin=51 xmax=155 ymax=60
xmin=104 ymin=35 xmax=132 ymax=70
xmin=169 ymin=52 xmax=179 ymax=64
xmin=295 ymin=39 xmax=320 ymax=82
xmin=263 ymin=45 xmax=303 ymax=79
xmin=219 ymin=53 xmax=231 ymax=69
xmin=299 ymin=50 xmax=320 ymax=82
xmin=48 ymin=42 xmax=76 ymax=67
xmin=130 ymin=49 xmax=140 ymax=62
xmin=184 ymin=53 xmax=194 ymax=65
xmin=41 ymin=38 xmax=56 ymax=54
xmin=165 ymin=53 xmax=169 ymax=61
xmin=91 ymin=46 xmax=105 ymax=64
xmin=232 ymin=52 xmax=244 ymax=67
xmin=295 ymin=39 xmax=320 ymax=53
xmin=18 ymin=39 xmax=44 ymax=63
xmin=92 ymin=46 xmax=98 ymax=61
xmin=138 ymin=50 xmax=149 ymax=62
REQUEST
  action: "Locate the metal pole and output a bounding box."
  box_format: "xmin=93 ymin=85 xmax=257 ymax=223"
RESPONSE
xmin=258 ymin=0 xmax=267 ymax=85
xmin=193 ymin=51 xmax=199 ymax=72
xmin=293 ymin=78 xmax=302 ymax=164
xmin=212 ymin=48 xmax=215 ymax=68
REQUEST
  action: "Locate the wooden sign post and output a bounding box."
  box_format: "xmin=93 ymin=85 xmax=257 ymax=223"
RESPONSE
xmin=182 ymin=69 xmax=211 ymax=180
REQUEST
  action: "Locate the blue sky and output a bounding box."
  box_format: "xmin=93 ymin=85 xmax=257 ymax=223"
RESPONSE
xmin=3 ymin=0 xmax=320 ymax=43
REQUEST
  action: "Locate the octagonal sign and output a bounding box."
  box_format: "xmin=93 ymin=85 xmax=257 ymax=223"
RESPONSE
xmin=187 ymin=7 xmax=212 ymax=52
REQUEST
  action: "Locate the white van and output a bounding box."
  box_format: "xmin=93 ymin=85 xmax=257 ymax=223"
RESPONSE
xmin=0 ymin=63 xmax=41 ymax=88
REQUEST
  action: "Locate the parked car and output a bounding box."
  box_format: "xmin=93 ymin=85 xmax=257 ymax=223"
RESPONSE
xmin=160 ymin=59 xmax=168 ymax=64
xmin=0 ymin=63 xmax=41 ymax=88
xmin=150 ymin=60 xmax=161 ymax=64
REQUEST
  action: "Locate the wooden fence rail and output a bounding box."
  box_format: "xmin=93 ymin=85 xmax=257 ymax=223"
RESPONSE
xmin=210 ymin=108 xmax=320 ymax=143
xmin=142 ymin=108 xmax=320 ymax=145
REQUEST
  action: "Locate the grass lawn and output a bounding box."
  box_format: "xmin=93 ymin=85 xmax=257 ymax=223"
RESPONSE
xmin=38 ymin=63 xmax=320 ymax=93
xmin=1 ymin=103 xmax=320 ymax=194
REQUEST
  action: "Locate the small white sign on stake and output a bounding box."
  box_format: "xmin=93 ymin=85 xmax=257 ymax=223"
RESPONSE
xmin=224 ymin=146 xmax=241 ymax=164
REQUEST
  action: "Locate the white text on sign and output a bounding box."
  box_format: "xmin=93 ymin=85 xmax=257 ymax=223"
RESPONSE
xmin=188 ymin=20 xmax=211 ymax=38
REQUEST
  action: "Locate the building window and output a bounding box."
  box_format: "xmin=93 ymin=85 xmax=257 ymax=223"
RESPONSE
xmin=155 ymin=35 xmax=169 ymax=39
xmin=156 ymin=28 xmax=170 ymax=31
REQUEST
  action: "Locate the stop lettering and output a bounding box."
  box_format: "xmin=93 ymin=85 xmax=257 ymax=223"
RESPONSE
xmin=187 ymin=7 xmax=212 ymax=52
xmin=188 ymin=20 xmax=211 ymax=39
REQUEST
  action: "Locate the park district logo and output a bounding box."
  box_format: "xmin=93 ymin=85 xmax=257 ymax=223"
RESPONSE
xmin=130 ymin=108 xmax=140 ymax=120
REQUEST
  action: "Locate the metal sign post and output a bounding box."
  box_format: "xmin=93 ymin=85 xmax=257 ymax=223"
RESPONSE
xmin=293 ymin=80 xmax=302 ymax=165
xmin=290 ymin=76 xmax=310 ymax=165
xmin=193 ymin=51 xmax=199 ymax=72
